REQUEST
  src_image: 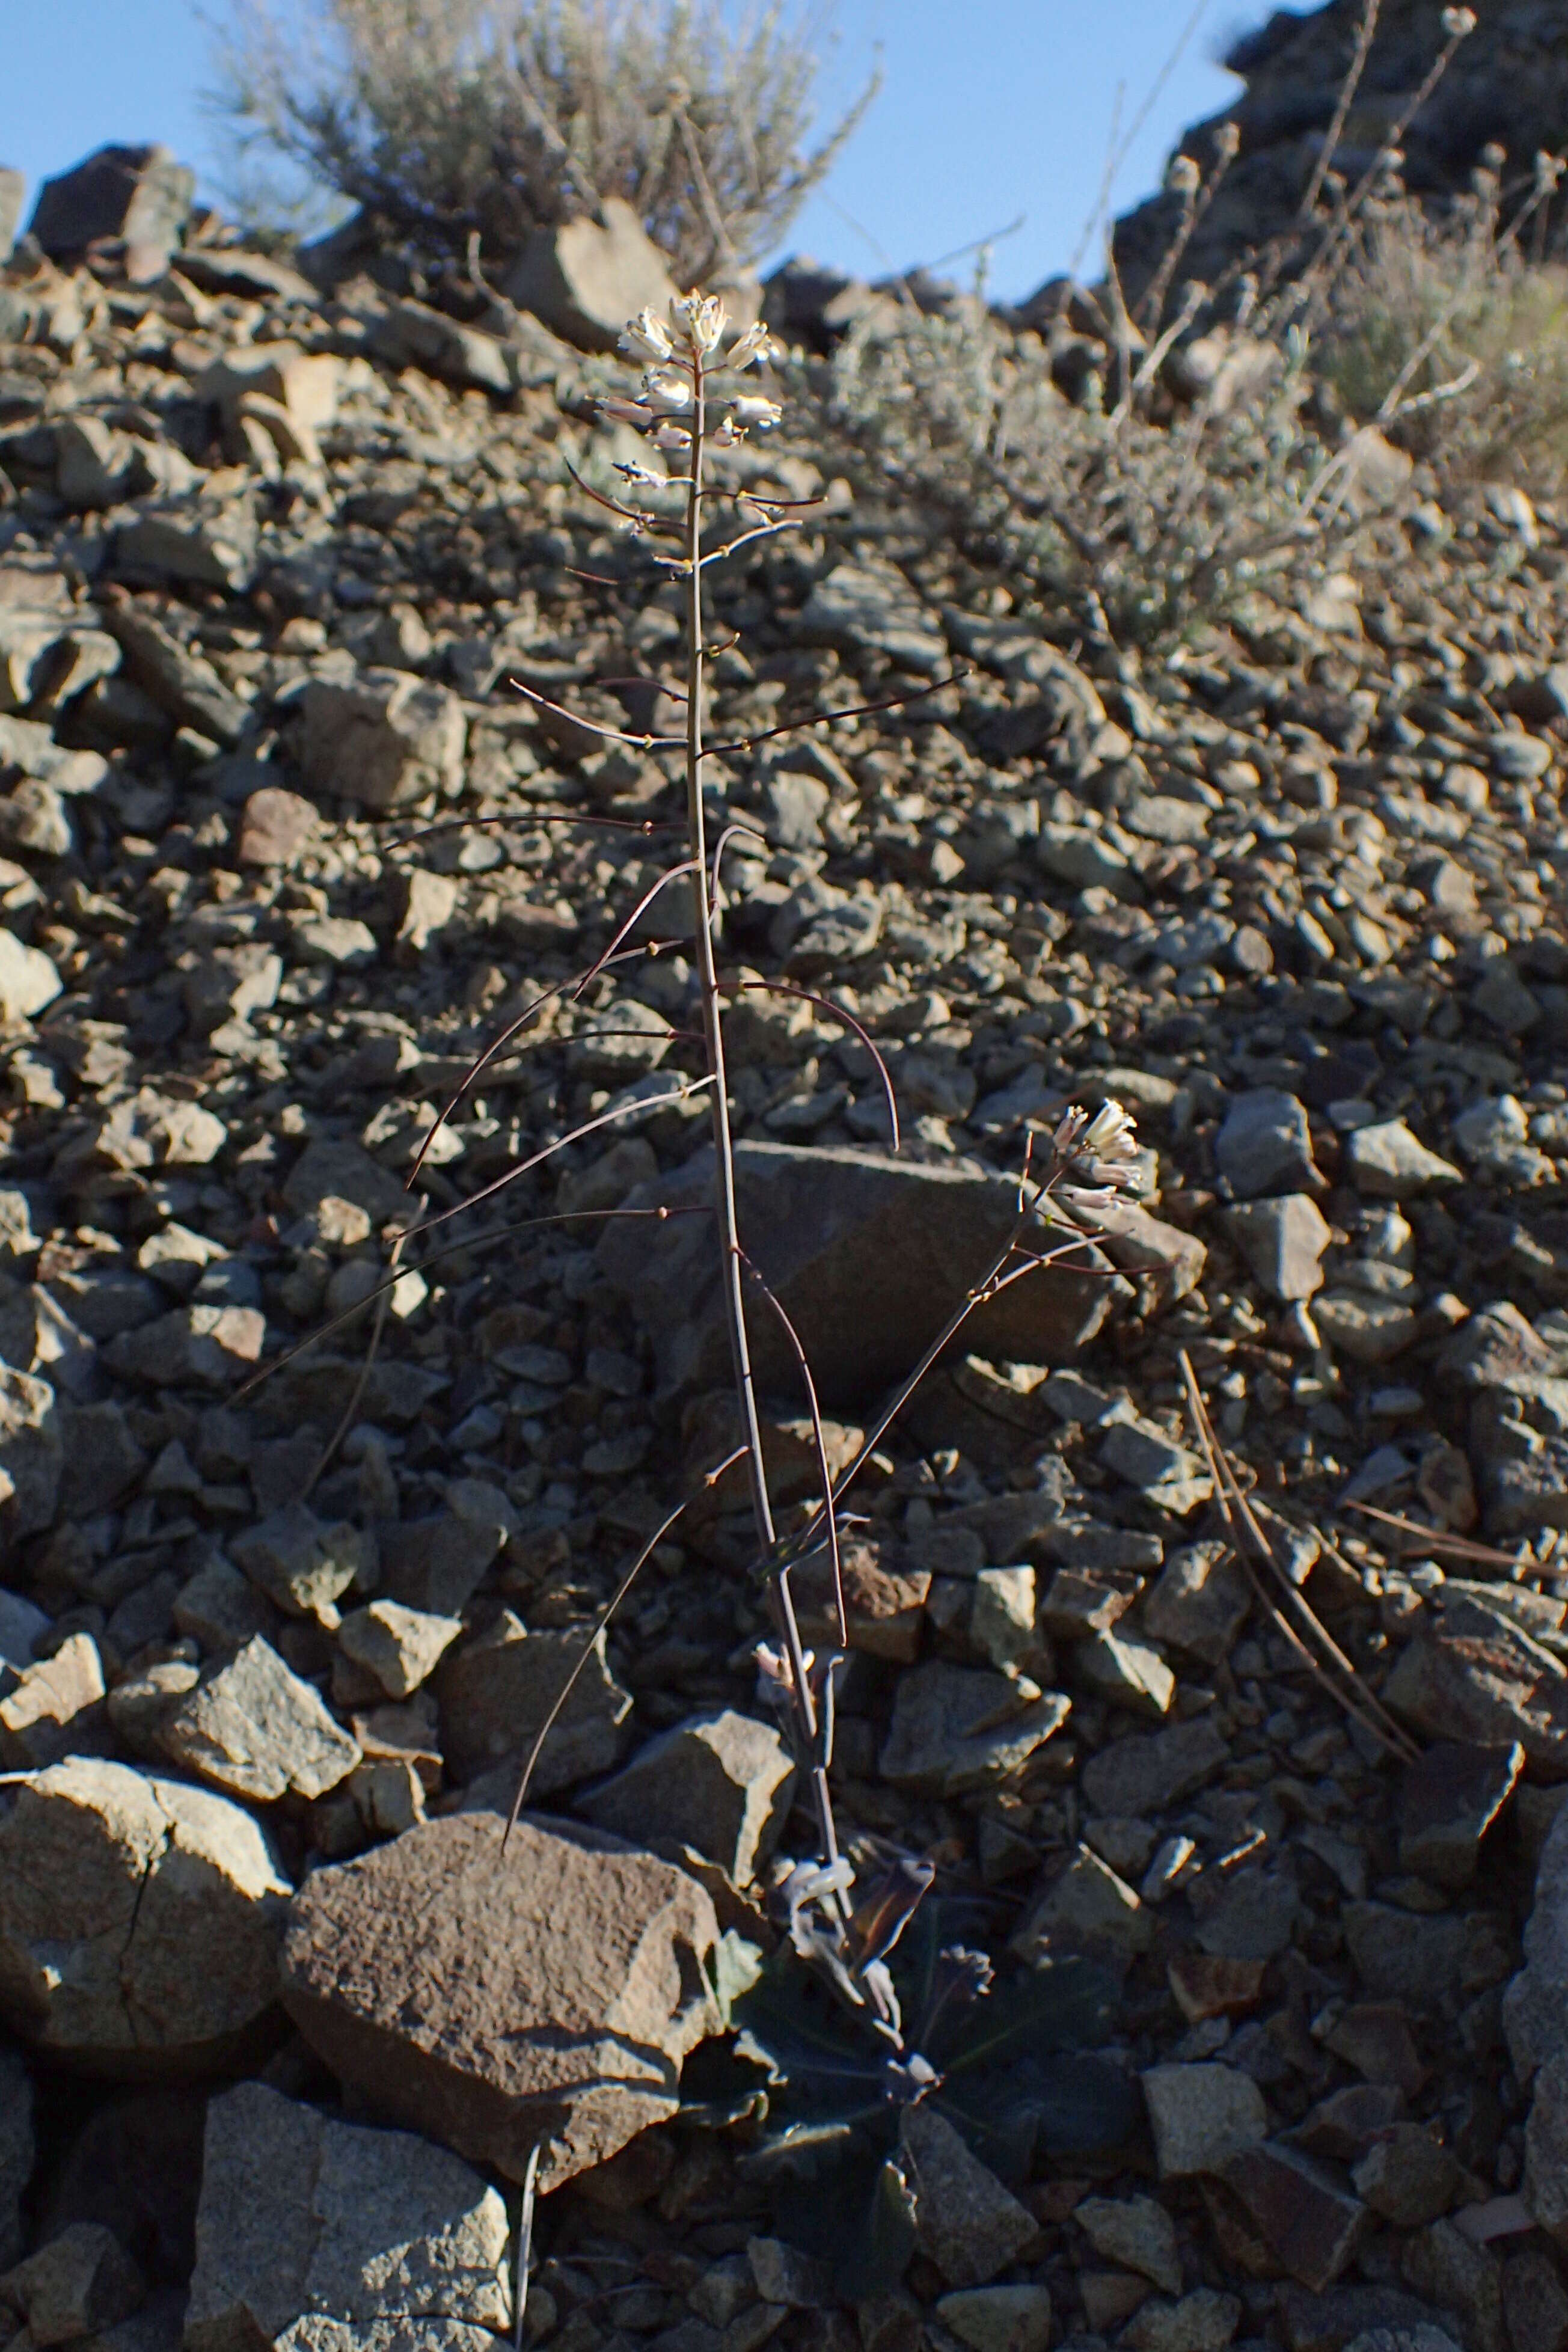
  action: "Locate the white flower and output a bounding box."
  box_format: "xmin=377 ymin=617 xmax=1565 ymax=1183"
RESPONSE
xmin=1049 ymin=1097 xmax=1141 ymax=1190
xmin=619 ymin=307 xmax=674 ymax=364
xmin=725 ymin=321 xmax=777 ymax=370
xmin=672 ymin=290 xmax=728 ymax=352
xmin=731 ymin=394 xmax=783 ymax=431
xmin=652 ymin=420 xmax=692 ymax=452
xmin=1441 ymin=5 xmax=1476 ymax=35
xmin=644 ymin=370 xmax=693 ymax=413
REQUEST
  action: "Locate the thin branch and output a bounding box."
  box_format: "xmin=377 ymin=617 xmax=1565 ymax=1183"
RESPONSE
xmin=501 ymin=1447 xmax=750 ymax=1849
xmin=1301 ymin=0 xmax=1381 ymax=223
xmin=720 ymin=978 xmax=901 ymax=1151
xmin=504 ymin=676 xmax=685 ymax=750
xmin=703 ymin=667 xmax=971 ymax=762
xmin=301 ymin=1220 xmax=413 ymax=1499
xmin=739 ymin=1248 xmax=847 ymax=1647
xmin=1345 ymin=1502 xmax=1521 ymax=1567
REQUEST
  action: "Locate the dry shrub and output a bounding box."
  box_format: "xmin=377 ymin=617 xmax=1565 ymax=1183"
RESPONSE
xmin=207 ymin=0 xmax=876 ymax=280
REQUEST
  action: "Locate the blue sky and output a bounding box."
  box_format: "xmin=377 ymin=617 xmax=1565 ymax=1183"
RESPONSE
xmin=4 ymin=0 xmax=1244 ymax=302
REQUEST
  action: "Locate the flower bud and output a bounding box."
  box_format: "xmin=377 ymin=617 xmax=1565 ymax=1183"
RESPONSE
xmin=732 ymin=394 xmax=783 ymax=430
xmin=726 ymin=322 xmax=777 ymax=370
xmin=619 ymin=307 xmax=674 ymax=364
xmin=1166 ymin=155 xmax=1201 ymax=198
xmin=644 ymin=371 xmax=693 ymax=413
xmin=1441 ymin=5 xmax=1477 ymax=36
xmin=672 ymin=290 xmax=727 ymax=352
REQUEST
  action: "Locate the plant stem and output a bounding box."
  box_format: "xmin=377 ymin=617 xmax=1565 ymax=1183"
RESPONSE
xmin=684 ymin=349 xmax=776 ymax=1560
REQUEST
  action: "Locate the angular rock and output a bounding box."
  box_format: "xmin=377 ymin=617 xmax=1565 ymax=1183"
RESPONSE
xmin=367 ymin=303 xmax=513 ymax=396
xmin=795 ymin=560 xmax=947 ymax=676
xmin=0 ymin=1365 xmax=62 ymax=1536
xmin=298 ymin=671 xmax=466 ymax=813
xmin=1011 ymin=1843 xmax=1153 ymax=1958
xmin=237 ymin=786 xmax=316 ymax=869
xmin=0 ymin=1631 xmax=105 ymax=1768
xmin=578 ymin=1710 xmax=795 ymax=1887
xmin=1385 ymin=1591 xmax=1568 ymax=1775
xmin=231 ymin=1505 xmax=374 ymax=1620
xmin=1083 ymin=1716 xmax=1230 ymax=1817
xmin=159 ymin=1637 xmax=360 ymax=1803
xmin=1400 ymin=2220 xmax=1505 ymax=2352
xmin=28 ymin=144 xmax=193 ymax=275
xmin=1215 ymin=2142 xmax=1366 ymax=2291
xmin=280 ymin=1810 xmax=720 ymax=2188
xmin=0 ymin=928 xmax=63 ymax=1025
xmin=1314 ymin=1291 xmax=1420 ymax=1365
xmin=102 ymin=1305 xmax=265 ymax=1391
xmin=1142 ymin=1542 xmax=1251 ymax=1664
xmin=1344 ymin=1122 xmax=1462 ymax=1198
xmin=502 ymin=198 xmax=678 ymax=353
xmin=1124 ymin=2292 xmax=1242 ymax=2352
xmin=184 ymin=2081 xmax=509 ymax=2352
xmin=337 ymin=1604 xmax=461 ymax=1702
xmin=937 ymin=2285 xmax=1053 ymax=2352
xmin=1505 ymin=1802 xmax=1568 ymax=2085
xmin=1353 ymin=2127 xmax=1461 ymax=2229
xmin=436 ymin=1613 xmax=631 ymax=1795
xmin=879 ymin=1661 xmax=1070 ymax=1795
xmin=1223 ymin=1193 xmax=1333 ymax=1300
xmin=901 ymin=2104 xmax=1035 ymax=2287
xmin=282 ymin=1139 xmax=411 ymax=1227
xmin=1140 ymin=2062 xmax=1269 ymax=2180
xmin=1500 ymin=2247 xmax=1568 ymax=2352
xmin=1076 ymin=2195 xmax=1182 ymax=2294
xmin=103 ymin=607 xmax=248 ymax=748
xmin=0 ymin=2220 xmax=144 ymax=2344
xmin=599 ymin=1141 xmax=1122 ymax=1410
xmin=0 ymin=1757 xmax=289 ymax=2065
xmin=1214 ymin=1091 xmax=1321 ymax=1198
xmin=0 ymin=173 xmax=20 ymax=268
xmin=1400 ymin=1742 xmax=1522 ymax=1894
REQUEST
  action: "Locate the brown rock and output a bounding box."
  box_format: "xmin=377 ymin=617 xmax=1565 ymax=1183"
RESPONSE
xmin=0 ymin=1757 xmax=289 ymax=2068
xmin=598 ymin=1141 xmax=1125 ymax=1410
xmin=1215 ymin=2142 xmax=1368 ymax=2292
xmin=502 ymin=200 xmax=678 ymax=354
xmin=280 ymin=1810 xmax=721 ymax=2188
xmin=1168 ymin=1953 xmax=1267 ymax=2025
xmin=237 ymin=787 xmax=316 ymax=869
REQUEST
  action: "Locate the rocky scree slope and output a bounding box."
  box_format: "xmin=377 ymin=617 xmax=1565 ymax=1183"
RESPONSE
xmin=0 ymin=154 xmax=1567 ymax=2352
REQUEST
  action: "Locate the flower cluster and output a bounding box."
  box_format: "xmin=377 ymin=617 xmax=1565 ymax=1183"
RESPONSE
xmin=600 ymin=292 xmax=783 ymax=459
xmin=1046 ymin=1098 xmax=1142 ymax=1197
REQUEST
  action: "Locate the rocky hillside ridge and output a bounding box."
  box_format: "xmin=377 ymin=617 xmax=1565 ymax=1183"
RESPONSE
xmin=2 ymin=126 xmax=1568 ymax=2352
xmin=1115 ymin=0 xmax=1568 ymax=308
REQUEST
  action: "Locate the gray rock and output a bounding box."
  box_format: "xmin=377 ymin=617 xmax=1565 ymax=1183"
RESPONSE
xmin=436 ymin=1613 xmax=631 ymax=1795
xmin=1011 ymin=1842 xmax=1153 ymax=1958
xmin=159 ymin=1637 xmax=361 ymax=1803
xmin=0 ymin=2220 xmax=144 ymax=2344
xmin=1217 ymin=2140 xmax=1367 ymax=2291
xmin=1224 ymin=1194 xmax=1333 ymax=1300
xmin=1076 ymin=2195 xmax=1182 ymax=2294
xmin=114 ymin=498 xmax=259 ymax=595
xmin=1385 ymin=1591 xmax=1568 ymax=1775
xmin=1400 ymin=1742 xmax=1523 ymax=1894
xmin=795 ymin=560 xmax=947 ymax=676
xmin=282 ymin=1139 xmax=411 ymax=1227
xmin=0 ymin=932 xmax=63 ymax=1027
xmin=28 ymin=144 xmax=193 ymax=275
xmin=337 ymin=1604 xmax=462 ymax=1701
xmin=1082 ymin=1715 xmax=1230 ymax=1817
xmin=231 ymin=1505 xmax=375 ymax=1620
xmin=1344 ymin=1122 xmax=1462 ymax=1198
xmin=879 ymin=1661 xmax=1070 ymax=1795
xmin=901 ymin=2104 xmax=1036 ymax=2286
xmin=1213 ymin=1090 xmax=1321 ymax=1199
xmin=367 ymin=302 xmax=513 ymax=396
xmin=1140 ymin=2061 xmax=1268 ymax=2179
xmin=0 ymin=1757 xmax=289 ymax=2065
xmin=103 ymin=607 xmax=248 ymax=747
xmin=377 ymin=1511 xmax=504 ymax=1618
xmin=1353 ymin=2126 xmax=1462 ymax=2229
xmin=1343 ymin=1903 xmax=1490 ymax=2016
xmin=281 ymin=1809 xmax=720 ymax=2189
xmin=0 ymin=1365 xmax=61 ymax=1536
xmin=1142 ymin=1542 xmax=1251 ymax=1664
xmin=185 ymin=2081 xmax=509 ymax=2352
xmin=578 ymin=1709 xmax=795 ymax=1886
xmin=501 ymin=198 xmax=677 ymax=352
xmin=1343 ymin=2332 xmax=1463 ymax=2352
xmin=0 ymin=2041 xmax=29 ymax=2267
xmin=1314 ymin=1291 xmax=1420 ymax=1365
xmin=102 ymin=1305 xmax=266 ymax=1390
xmin=598 ymin=1140 xmax=1122 ymax=1410
xmin=936 ymin=2286 xmax=1053 ymax=2352
xmin=1098 ymin=1414 xmax=1211 ymax=1511
xmin=1500 ymin=2246 xmax=1568 ymax=2352
xmin=1123 ymin=2292 xmax=1242 ymax=2352
xmin=1505 ymin=1799 xmax=1568 ymax=2086
xmin=0 ymin=1631 xmax=105 ymax=1768
xmin=298 ymin=670 xmax=466 ymax=812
